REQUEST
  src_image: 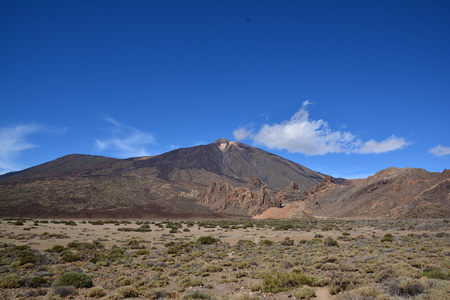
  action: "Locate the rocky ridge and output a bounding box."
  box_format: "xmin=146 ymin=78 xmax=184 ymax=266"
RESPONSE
xmin=199 ymin=176 xmax=310 ymax=216
xmin=254 ymin=168 xmax=450 ymax=219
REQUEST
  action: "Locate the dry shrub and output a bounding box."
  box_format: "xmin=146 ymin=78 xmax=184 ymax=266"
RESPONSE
xmin=263 ymin=271 xmax=312 ymax=293
xmin=104 ymin=293 xmax=124 ymax=300
xmin=321 ymin=262 xmax=339 ymax=270
xmin=24 ymin=288 xmax=48 ymax=297
xmin=202 ymin=264 xmax=223 ymax=272
xmin=293 ymin=286 xmax=316 ymax=299
xmin=310 ymin=275 xmax=330 ymax=287
xmin=88 ymin=286 xmax=107 ymax=298
xmin=117 ymin=285 xmax=139 ymax=298
xmin=416 ymin=280 xmax=450 ymax=300
xmin=183 ymin=291 xmax=211 ymax=299
xmin=385 ymin=278 xmax=427 ymax=298
xmin=335 ymin=286 xmax=385 ymax=300
xmin=54 ymin=285 xmax=77 ymax=297
xmin=140 ymin=288 xmax=178 ymax=299
xmin=0 ymin=274 xmax=23 ymax=288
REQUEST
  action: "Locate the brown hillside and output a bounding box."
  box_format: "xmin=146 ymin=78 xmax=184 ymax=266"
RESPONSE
xmin=255 ymin=167 xmax=450 ymax=219
xmin=0 ymin=139 xmax=324 ymax=218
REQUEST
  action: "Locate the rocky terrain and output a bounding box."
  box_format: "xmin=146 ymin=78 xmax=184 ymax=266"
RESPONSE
xmin=199 ymin=176 xmax=315 ymax=216
xmin=0 ymin=139 xmax=324 ymax=218
xmin=199 ymin=176 xmax=281 ymax=216
xmin=255 ymin=168 xmax=450 ymax=219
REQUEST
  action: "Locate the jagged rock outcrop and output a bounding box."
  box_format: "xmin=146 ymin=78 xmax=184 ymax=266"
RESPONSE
xmin=253 ymin=176 xmax=347 ymax=219
xmin=198 ymin=176 xmax=319 ymax=216
xmin=298 ymin=176 xmax=349 ymax=204
xmin=199 ymin=176 xmax=282 ymax=216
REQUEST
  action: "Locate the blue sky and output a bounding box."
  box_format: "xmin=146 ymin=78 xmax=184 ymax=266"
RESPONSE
xmin=1 ymin=0 xmax=449 ymax=179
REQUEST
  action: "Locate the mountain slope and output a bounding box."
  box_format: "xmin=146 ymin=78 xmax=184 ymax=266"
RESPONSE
xmin=0 ymin=138 xmax=325 ymax=218
xmin=255 ymin=168 xmax=450 ymax=219
xmin=133 ymin=138 xmax=324 ymax=189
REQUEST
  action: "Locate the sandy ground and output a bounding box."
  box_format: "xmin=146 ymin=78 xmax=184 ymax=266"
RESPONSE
xmin=1 ymin=218 xmax=448 ymax=300
xmin=0 ymin=219 xmax=440 ymax=251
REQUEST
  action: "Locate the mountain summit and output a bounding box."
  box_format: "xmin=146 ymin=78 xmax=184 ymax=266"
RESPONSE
xmin=0 ymin=139 xmax=325 ymax=218
xmin=134 ymin=138 xmax=324 ymax=190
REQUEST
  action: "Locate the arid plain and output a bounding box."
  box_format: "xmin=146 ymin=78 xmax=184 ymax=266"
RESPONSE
xmin=1 ymin=218 xmax=449 ymax=299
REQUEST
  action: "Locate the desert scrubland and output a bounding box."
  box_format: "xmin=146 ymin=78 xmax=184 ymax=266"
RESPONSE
xmin=0 ymin=218 xmax=449 ymax=299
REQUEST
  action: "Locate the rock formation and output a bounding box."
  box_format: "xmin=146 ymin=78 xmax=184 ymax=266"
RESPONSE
xmin=198 ymin=176 xmax=282 ymax=216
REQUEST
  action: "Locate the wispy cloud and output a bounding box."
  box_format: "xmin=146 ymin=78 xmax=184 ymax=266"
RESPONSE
xmin=234 ymin=101 xmax=409 ymax=155
xmin=233 ymin=125 xmax=254 ymax=141
xmin=356 ymin=135 xmax=410 ymax=154
xmin=94 ymin=116 xmax=155 ymax=158
xmin=0 ymin=124 xmax=41 ymax=174
xmin=429 ymin=145 xmax=450 ymax=157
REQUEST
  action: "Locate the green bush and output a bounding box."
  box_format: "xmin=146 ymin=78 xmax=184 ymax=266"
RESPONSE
xmin=196 ymin=236 xmax=219 ymax=245
xmin=280 ymin=237 xmax=294 ymax=246
xmin=67 ymin=241 xmax=96 ymax=251
xmin=324 ymin=237 xmax=339 ymax=247
xmin=250 ymin=285 xmax=261 ymax=291
xmin=135 ymin=249 xmax=149 ymax=255
xmin=61 ymin=251 xmax=80 ymax=262
xmin=13 ymin=245 xmax=30 ymax=251
xmin=17 ymin=250 xmax=36 ymax=265
xmin=0 ymin=274 xmax=23 ymax=288
xmin=235 ymin=240 xmax=256 ymax=248
xmin=259 ymin=239 xmax=274 ymax=246
xmin=49 ymin=245 xmax=66 ymax=253
xmin=53 ymin=272 xmax=93 ymax=288
xmin=423 ymin=270 xmax=449 ymax=280
xmin=107 ymin=248 xmax=126 ymax=260
xmin=31 ymin=276 xmax=48 ymax=287
xmin=263 ymin=271 xmax=312 ymax=293
xmin=381 ymin=234 xmax=394 ymax=242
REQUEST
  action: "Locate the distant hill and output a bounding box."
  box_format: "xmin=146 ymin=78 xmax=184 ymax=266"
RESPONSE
xmin=0 ymin=138 xmax=325 ymax=218
xmin=255 ymin=168 xmax=450 ymax=219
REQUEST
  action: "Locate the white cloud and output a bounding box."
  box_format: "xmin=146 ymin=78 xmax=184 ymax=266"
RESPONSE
xmin=0 ymin=124 xmax=40 ymax=174
xmin=429 ymin=145 xmax=450 ymax=157
xmin=94 ymin=117 xmax=155 ymax=158
xmin=233 ymin=126 xmax=254 ymax=141
xmin=356 ymin=135 xmax=410 ymax=154
xmin=236 ymin=102 xmax=409 ymax=156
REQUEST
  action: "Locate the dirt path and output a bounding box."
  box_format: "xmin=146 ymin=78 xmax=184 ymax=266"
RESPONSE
xmin=315 ymin=287 xmax=335 ymax=300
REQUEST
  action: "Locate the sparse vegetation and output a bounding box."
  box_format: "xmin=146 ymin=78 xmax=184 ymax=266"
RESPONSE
xmin=0 ymin=218 xmax=448 ymax=298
